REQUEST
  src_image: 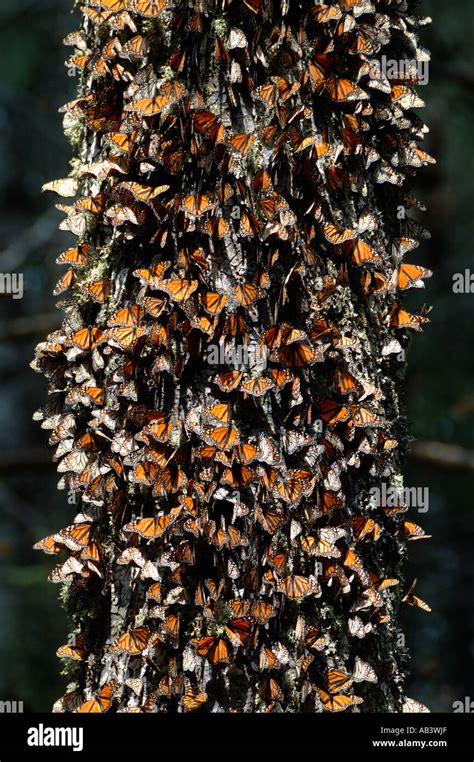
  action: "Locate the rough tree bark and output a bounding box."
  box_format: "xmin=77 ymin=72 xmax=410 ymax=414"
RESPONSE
xmin=33 ymin=0 xmax=433 ymax=714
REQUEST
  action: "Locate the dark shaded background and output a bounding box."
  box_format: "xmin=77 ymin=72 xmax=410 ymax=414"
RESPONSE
xmin=0 ymin=0 xmax=472 ymax=711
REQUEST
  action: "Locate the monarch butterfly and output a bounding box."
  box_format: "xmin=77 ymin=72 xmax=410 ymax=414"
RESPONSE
xmin=137 ymin=414 xmax=176 ymax=444
xmin=106 ymin=200 xmax=147 ymax=227
xmin=333 ymin=368 xmax=360 ymax=396
xmin=395 ymin=263 xmax=432 ymax=290
xmin=194 ymin=110 xmax=219 ymax=134
xmin=275 ymin=470 xmax=313 ymax=504
xmin=132 ymin=0 xmax=173 ymax=17
xmin=360 ymin=270 xmax=389 ymax=295
xmin=229 ymin=133 xmax=254 ymax=155
xmin=250 ymin=600 xmax=276 ymax=624
xmin=390 ymin=307 xmax=430 ymax=332
xmin=130 ymin=460 xmax=160 ymax=486
xmin=310 ymin=4 xmax=342 ymax=23
xmin=317 ymin=687 xmax=363 ymax=712
xmin=258 ymin=192 xmax=290 ymax=222
xmin=322 ymin=222 xmax=357 ymax=245
xmin=201 ymin=292 xmax=228 ymax=315
xmin=255 ymin=504 xmax=285 ymax=534
xmin=350 ymin=404 xmax=384 ymax=428
xmin=116 ymin=546 xmax=147 ymax=570
xmin=253 ymin=82 xmax=278 ymax=107
xmin=89 ymin=0 xmax=127 ymax=9
xmin=214 ymin=370 xmax=244 ymax=393
xmin=80 ymin=280 xmax=110 ymax=303
xmin=403 ymin=697 xmax=430 ymax=713
xmin=203 ymin=402 xmax=232 ymax=425
xmin=119 ymin=181 xmax=170 ymax=204
xmin=353 ymin=656 xmax=378 ymax=684
xmin=324 ymin=78 xmax=367 ymax=103
xmin=402 ymin=579 xmax=431 ymax=612
xmin=70 ymin=327 xmax=105 ymax=351
xmin=259 ymin=678 xmax=284 ymax=703
xmin=300 ymin=530 xmax=342 ymax=559
xmin=33 ymin=534 xmax=63 ymax=555
xmin=125 ymin=92 xmax=179 ymax=117
xmin=193 ymin=636 xmax=231 ymax=664
xmin=48 ymin=556 xmax=86 ymax=584
xmin=402 ymin=521 xmax=432 ymax=541
xmin=153 ymin=464 xmax=188 ymax=495
xmin=111 ymin=626 xmax=150 ymax=654
xmin=340 ymin=126 xmax=362 ymax=154
xmin=180 ymin=193 xmax=216 ymax=218
xmin=108 ymin=325 xmax=148 ymax=351
xmin=43 ymin=176 xmax=78 ymax=197
xmin=54 ymin=269 xmax=75 ymax=295
xmin=76 ymin=682 xmax=115 ymax=713
xmin=123 ymin=509 xmax=180 ymax=539
xmin=347 ymin=613 xmax=373 ymax=639
xmin=278 ymin=343 xmax=322 ymax=367
xmin=294 ymin=134 xmax=331 ymax=157
xmin=104 ymin=130 xmax=138 ymax=154
xmin=240 ymin=377 xmax=274 ymax=397
xmin=372 ymin=575 xmax=399 ymax=592
xmin=281 ymin=430 xmax=315 ymax=456
xmin=239 ymin=212 xmax=261 ymax=238
xmin=267 ymin=546 xmax=287 ymax=574
xmin=226 ymin=599 xmax=250 ymax=619
xmin=234 ymin=282 xmax=264 ymax=307
xmin=201 ymin=216 xmax=231 ymax=238
xmin=306 ymin=626 xmax=327 ymax=651
xmin=392 ymin=236 xmax=419 ymax=258
xmin=351 ymin=517 xmax=381 ymax=542
xmin=342 ymin=550 xmax=370 ymax=585
xmin=161 ymin=613 xmax=180 ymax=639
xmin=121 ymin=33 xmax=148 ymax=60
xmin=66 ymin=54 xmax=89 ymax=73
xmin=56 ymin=243 xmax=90 ymax=268
xmin=307 ymin=55 xmax=329 ymax=86
xmin=204 ymin=425 xmax=240 ymax=450
xmin=145 ymin=582 xmax=162 ymax=602
xmin=343 ymin=239 xmax=382 ymax=267
xmin=268 ymin=368 xmax=293 ymax=388
xmin=74 ymin=385 xmax=102 ymax=406
xmin=153 ymin=278 xmax=198 ymax=303
xmin=327 ymin=669 xmax=353 ymax=694
xmin=182 ymin=688 xmax=208 ymax=712
xmin=227 ymin=520 xmax=251 ymax=544
xmin=319 ymin=400 xmax=350 ymax=426
xmin=224 ymin=617 xmax=252 ymax=646
xmin=339 ymin=0 xmax=374 ymax=11
xmin=382 ymin=499 xmax=408 ymax=517
xmin=278 ymin=574 xmax=320 ymax=600
xmin=107 ymin=305 xmax=145 ymax=327
xmin=264 ymin=323 xmax=307 ymax=349
xmin=56 ymin=636 xmax=85 ymax=661
xmin=55 ymin=522 xmax=93 ymax=551
xmin=259 ymin=645 xmax=279 ymax=670
xmin=235 ymin=442 xmax=259 ymax=464
xmin=140 ymin=295 xmax=167 ymax=318
xmin=82 ymin=540 xmax=103 ymax=565
xmin=391 ymin=85 xmax=424 ymax=108
xmin=223 ymin=312 xmax=248 ymax=339
xmin=76 ymin=192 xmax=105 ymax=214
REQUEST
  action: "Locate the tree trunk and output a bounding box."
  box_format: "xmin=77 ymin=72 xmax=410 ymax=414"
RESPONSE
xmin=33 ymin=0 xmax=433 ymax=714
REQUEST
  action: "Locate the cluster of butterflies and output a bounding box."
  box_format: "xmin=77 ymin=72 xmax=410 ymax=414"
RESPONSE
xmin=34 ymin=0 xmax=431 ymax=714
